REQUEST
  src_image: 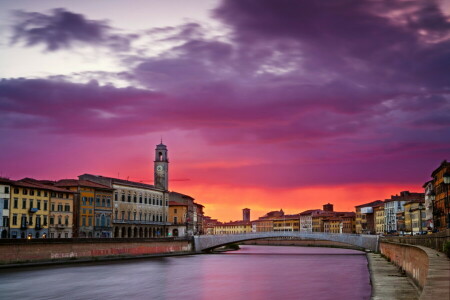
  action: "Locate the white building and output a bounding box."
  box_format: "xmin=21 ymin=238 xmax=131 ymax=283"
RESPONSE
xmin=384 ymin=191 xmax=425 ymax=234
xmin=423 ymin=180 xmax=434 ymax=230
xmin=299 ymin=209 xmax=320 ymax=233
xmin=0 ymin=178 xmax=12 ymax=238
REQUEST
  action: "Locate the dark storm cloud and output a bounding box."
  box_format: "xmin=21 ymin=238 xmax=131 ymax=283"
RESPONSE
xmin=10 ymin=8 xmax=138 ymax=51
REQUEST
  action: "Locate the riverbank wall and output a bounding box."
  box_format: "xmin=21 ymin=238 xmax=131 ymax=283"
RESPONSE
xmin=379 ymin=241 xmax=450 ymax=300
xmin=0 ymin=238 xmax=192 ymax=265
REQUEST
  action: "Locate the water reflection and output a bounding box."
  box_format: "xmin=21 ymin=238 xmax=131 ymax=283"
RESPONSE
xmin=0 ymin=246 xmax=370 ymax=300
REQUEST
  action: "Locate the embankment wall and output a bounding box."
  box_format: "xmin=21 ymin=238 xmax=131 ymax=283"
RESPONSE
xmin=0 ymin=238 xmax=192 ymax=264
xmin=379 ymin=241 xmax=450 ymax=300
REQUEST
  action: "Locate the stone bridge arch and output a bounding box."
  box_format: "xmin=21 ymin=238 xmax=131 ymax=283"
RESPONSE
xmin=193 ymin=232 xmax=379 ymax=252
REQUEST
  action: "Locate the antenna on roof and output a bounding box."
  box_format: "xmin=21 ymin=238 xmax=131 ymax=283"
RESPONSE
xmin=160 ymin=136 xmax=163 ymax=144
xmin=127 ymin=176 xmax=129 ymax=181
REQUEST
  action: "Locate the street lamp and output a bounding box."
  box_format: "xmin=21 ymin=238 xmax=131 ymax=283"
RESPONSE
xmin=418 ymin=203 xmax=424 ymax=234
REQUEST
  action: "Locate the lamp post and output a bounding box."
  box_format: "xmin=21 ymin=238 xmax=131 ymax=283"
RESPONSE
xmin=418 ymin=203 xmax=424 ymax=234
xmin=409 ymin=208 xmax=413 ymax=236
xmin=443 ymin=172 xmax=450 ymax=229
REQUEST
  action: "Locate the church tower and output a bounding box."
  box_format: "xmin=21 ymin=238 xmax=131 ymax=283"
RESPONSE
xmin=154 ymin=141 xmax=169 ymax=190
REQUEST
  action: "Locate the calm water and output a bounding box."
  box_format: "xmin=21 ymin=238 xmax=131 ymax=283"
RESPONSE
xmin=0 ymin=245 xmax=371 ymax=300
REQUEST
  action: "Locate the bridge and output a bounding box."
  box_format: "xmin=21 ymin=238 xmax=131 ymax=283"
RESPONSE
xmin=193 ymin=232 xmax=379 ymax=252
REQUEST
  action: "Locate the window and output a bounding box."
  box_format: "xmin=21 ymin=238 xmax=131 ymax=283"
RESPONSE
xmin=43 ymin=216 xmax=47 ymax=226
xmin=44 ymin=191 xmax=48 ymax=197
xmin=139 ymin=196 xmax=142 ymax=203
xmin=114 ymin=193 xmax=118 ymax=201
xmin=50 ymin=217 xmax=54 ymax=225
xmin=82 ymin=216 xmax=86 ymax=226
xmin=3 ymin=199 xmax=8 ymax=209
xmin=13 ymin=198 xmax=18 ymax=209
xmin=121 ymin=211 xmax=125 ymax=220
xmin=65 ymin=233 xmax=68 ymax=238
xmin=96 ymin=198 xmax=100 ymax=206
xmin=65 ymin=204 xmax=70 ymax=212
xmin=14 ymin=188 xmax=19 ymax=194
xmin=106 ymin=198 xmax=110 ymax=207
xmin=127 ymin=211 xmax=131 ymax=220
xmin=37 ymin=190 xmax=41 ymax=196
xmin=128 ymin=195 xmax=131 ymax=202
xmin=174 ymin=216 xmax=178 ymax=224
xmin=29 ymin=199 xmax=33 ymax=208
xmin=51 ymin=203 xmax=55 ymax=211
xmin=28 ymin=215 xmax=33 ymax=226
xmin=37 ymin=200 xmax=41 ymax=210
xmin=101 ymin=215 xmax=106 ymax=227
xmin=58 ymin=193 xmax=63 ymax=198
xmin=30 ymin=190 xmax=34 ymax=196
xmin=23 ymin=189 xmax=28 ymax=195
xmin=58 ymin=203 xmax=63 ymax=211
xmin=102 ymin=198 xmax=105 ymax=207
xmin=121 ymin=194 xmax=125 ymax=202
xmin=2 ymin=216 xmax=8 ymax=227
xmin=22 ymin=198 xmax=26 ymax=209
xmin=133 ymin=196 xmax=137 ymax=203
xmin=65 ymin=216 xmax=69 ymax=226
xmin=88 ymin=217 xmax=92 ymax=226
xmin=115 ymin=210 xmax=118 ymax=220
xmin=133 ymin=212 xmax=137 ymax=220
xmin=51 ymin=192 xmax=56 ymax=197
xmin=174 ymin=209 xmax=177 ymax=214
xmin=4 ymin=187 xmax=9 ymax=194
xmin=44 ymin=201 xmax=48 ymax=211
xmin=12 ymin=214 xmax=17 ymax=225
xmin=82 ymin=197 xmax=86 ymax=205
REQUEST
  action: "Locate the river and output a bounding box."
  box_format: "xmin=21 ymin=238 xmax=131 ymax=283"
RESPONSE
xmin=0 ymin=245 xmax=371 ymax=300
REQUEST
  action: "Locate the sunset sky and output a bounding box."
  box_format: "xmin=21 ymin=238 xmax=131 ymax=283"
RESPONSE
xmin=1 ymin=0 xmax=449 ymax=221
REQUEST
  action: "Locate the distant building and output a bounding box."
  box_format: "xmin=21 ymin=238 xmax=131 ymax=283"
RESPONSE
xmin=323 ymin=203 xmax=334 ymax=212
xmin=213 ymin=220 xmax=252 ymax=234
xmin=273 ymin=214 xmax=300 ymax=232
xmin=168 ymin=201 xmax=188 ymax=237
xmin=384 ymin=191 xmax=424 ymax=234
xmin=203 ymin=216 xmax=221 ymax=235
xmin=251 ymin=209 xmax=284 ymax=232
xmin=404 ymin=200 xmax=426 ymax=235
xmin=373 ymin=203 xmax=385 ymax=235
xmin=243 ymin=208 xmax=250 ymax=222
xmin=355 ymin=200 xmax=384 ymax=234
xmin=299 ymin=209 xmax=320 ymax=233
xmin=423 ymin=180 xmax=434 ymax=230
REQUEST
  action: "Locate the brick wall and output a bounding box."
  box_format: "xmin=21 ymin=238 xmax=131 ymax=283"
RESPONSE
xmin=0 ymin=238 xmax=192 ymax=264
xmin=379 ymin=241 xmax=428 ymax=289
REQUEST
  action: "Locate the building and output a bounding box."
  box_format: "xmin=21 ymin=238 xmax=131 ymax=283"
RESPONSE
xmin=252 ymin=209 xmax=284 ymax=232
xmin=323 ymin=203 xmax=334 ymax=212
xmin=384 ymin=191 xmax=424 ymax=234
xmin=193 ymin=203 xmax=204 ymax=235
xmin=273 ymin=214 xmax=300 ymax=232
xmin=213 ymin=220 xmax=252 ymax=234
xmin=423 ymin=180 xmax=434 ymax=230
xmin=374 ymin=203 xmax=385 ymax=235
xmin=80 ymin=142 xmax=171 ymax=238
xmin=9 ymin=180 xmax=51 ymax=239
xmin=203 ymin=216 xmax=221 ymax=235
xmin=430 ymin=160 xmax=450 ymax=231
xmin=299 ymin=209 xmax=320 ymax=233
xmin=404 ymin=200 xmax=426 ymax=235
xmin=55 ymin=179 xmax=113 ymax=238
xmin=0 ymin=178 xmax=12 ymax=238
xmin=168 ymin=201 xmax=188 ymax=237
xmin=243 ymin=208 xmax=250 ymax=222
xmin=355 ymin=200 xmax=384 ymax=234
xmin=169 ymin=192 xmax=195 ymax=235
xmin=312 ymin=210 xmax=335 ymax=232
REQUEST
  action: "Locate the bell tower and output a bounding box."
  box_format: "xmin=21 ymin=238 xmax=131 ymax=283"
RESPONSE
xmin=154 ymin=141 xmax=169 ymax=190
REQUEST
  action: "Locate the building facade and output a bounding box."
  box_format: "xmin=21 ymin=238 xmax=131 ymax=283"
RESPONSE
xmin=168 ymin=201 xmax=188 ymax=237
xmin=9 ymin=180 xmax=50 ymax=239
xmin=213 ymin=221 xmax=252 ymax=234
xmin=48 ymin=186 xmax=75 ymax=238
xmin=374 ymin=203 xmax=385 ymax=235
xmin=431 ymin=160 xmax=449 ymax=231
xmin=404 ymin=200 xmax=426 ymax=235
xmin=299 ymin=209 xmax=320 ymax=233
xmin=385 ymin=191 xmax=424 ymax=234
xmin=423 ymin=180 xmax=434 ymax=230
xmin=0 ymin=179 xmax=12 ymax=238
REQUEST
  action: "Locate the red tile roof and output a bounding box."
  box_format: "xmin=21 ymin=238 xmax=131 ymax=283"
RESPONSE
xmin=55 ymin=179 xmax=112 ymax=190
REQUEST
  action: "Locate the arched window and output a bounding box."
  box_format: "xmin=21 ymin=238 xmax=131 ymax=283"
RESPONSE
xmin=65 ymin=216 xmax=69 ymax=226
xmin=159 ymin=152 xmax=163 ymax=161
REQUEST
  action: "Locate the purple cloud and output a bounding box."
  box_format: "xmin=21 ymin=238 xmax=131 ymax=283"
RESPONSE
xmin=11 ymin=8 xmax=138 ymax=51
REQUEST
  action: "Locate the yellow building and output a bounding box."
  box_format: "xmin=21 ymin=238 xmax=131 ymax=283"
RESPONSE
xmin=213 ymin=221 xmax=252 ymax=234
xmin=55 ymin=179 xmax=112 ymax=238
xmin=47 ymin=186 xmax=75 ymax=238
xmin=273 ymin=214 xmax=300 ymax=231
xmin=430 ymin=160 xmax=449 ymax=231
xmin=10 ymin=180 xmax=51 ymax=239
xmin=404 ymin=200 xmax=426 ymax=235
xmin=312 ymin=211 xmax=335 ymax=232
xmin=168 ymin=201 xmax=188 ymax=237
xmin=374 ymin=204 xmax=385 ymax=235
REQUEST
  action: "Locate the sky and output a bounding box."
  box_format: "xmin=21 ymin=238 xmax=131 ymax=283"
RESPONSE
xmin=0 ymin=0 xmax=449 ymax=222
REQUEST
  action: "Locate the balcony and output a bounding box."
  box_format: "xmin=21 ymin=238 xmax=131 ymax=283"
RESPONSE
xmin=29 ymin=208 xmax=39 ymax=213
xmin=56 ymin=224 xmax=65 ymax=229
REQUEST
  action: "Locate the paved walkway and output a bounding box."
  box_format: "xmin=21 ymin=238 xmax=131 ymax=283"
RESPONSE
xmin=367 ymin=253 xmax=419 ymax=300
